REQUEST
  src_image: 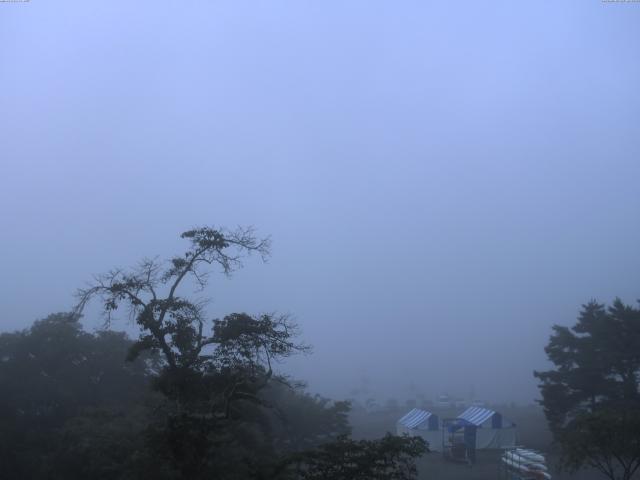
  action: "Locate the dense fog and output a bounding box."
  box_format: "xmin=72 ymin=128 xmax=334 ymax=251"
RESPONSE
xmin=2 ymin=0 xmax=639 ymax=408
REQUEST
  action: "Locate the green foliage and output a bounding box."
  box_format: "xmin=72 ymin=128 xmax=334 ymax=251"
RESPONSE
xmin=51 ymin=406 xmax=155 ymax=480
xmin=535 ymin=299 xmax=640 ymax=480
xmin=289 ymin=433 xmax=428 ymax=480
xmin=0 ymin=313 xmax=158 ymax=480
xmin=261 ymin=382 xmax=352 ymax=452
xmin=559 ymin=406 xmax=640 ymax=480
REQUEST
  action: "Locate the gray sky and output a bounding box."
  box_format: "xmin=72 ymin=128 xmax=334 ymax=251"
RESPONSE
xmin=1 ymin=1 xmax=639 ymax=403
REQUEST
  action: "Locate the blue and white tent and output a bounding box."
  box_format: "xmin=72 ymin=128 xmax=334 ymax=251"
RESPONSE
xmin=454 ymin=406 xmax=516 ymax=449
xmin=396 ymin=408 xmax=441 ymax=450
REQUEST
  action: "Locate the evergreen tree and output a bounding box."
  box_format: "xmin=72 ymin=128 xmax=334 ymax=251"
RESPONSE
xmin=535 ymin=299 xmax=640 ymax=480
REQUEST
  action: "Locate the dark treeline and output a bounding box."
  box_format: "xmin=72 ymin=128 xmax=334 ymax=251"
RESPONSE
xmin=0 ymin=313 xmax=425 ymax=480
xmin=0 ymin=226 xmax=426 ymax=480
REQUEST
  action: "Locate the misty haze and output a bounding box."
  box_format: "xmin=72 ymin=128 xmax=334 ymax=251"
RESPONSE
xmin=1 ymin=2 xmax=639 ymax=480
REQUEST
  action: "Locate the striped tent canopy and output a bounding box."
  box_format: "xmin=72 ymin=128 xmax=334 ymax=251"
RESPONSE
xmin=453 ymin=406 xmax=517 ymax=449
xmin=397 ymin=408 xmax=435 ymax=429
xmin=457 ymin=406 xmax=496 ymax=426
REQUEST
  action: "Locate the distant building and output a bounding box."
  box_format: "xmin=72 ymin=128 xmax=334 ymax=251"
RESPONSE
xmin=434 ymin=394 xmax=466 ymax=409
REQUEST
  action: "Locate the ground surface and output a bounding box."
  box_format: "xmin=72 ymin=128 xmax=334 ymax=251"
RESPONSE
xmin=349 ymin=404 xmax=605 ymax=480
